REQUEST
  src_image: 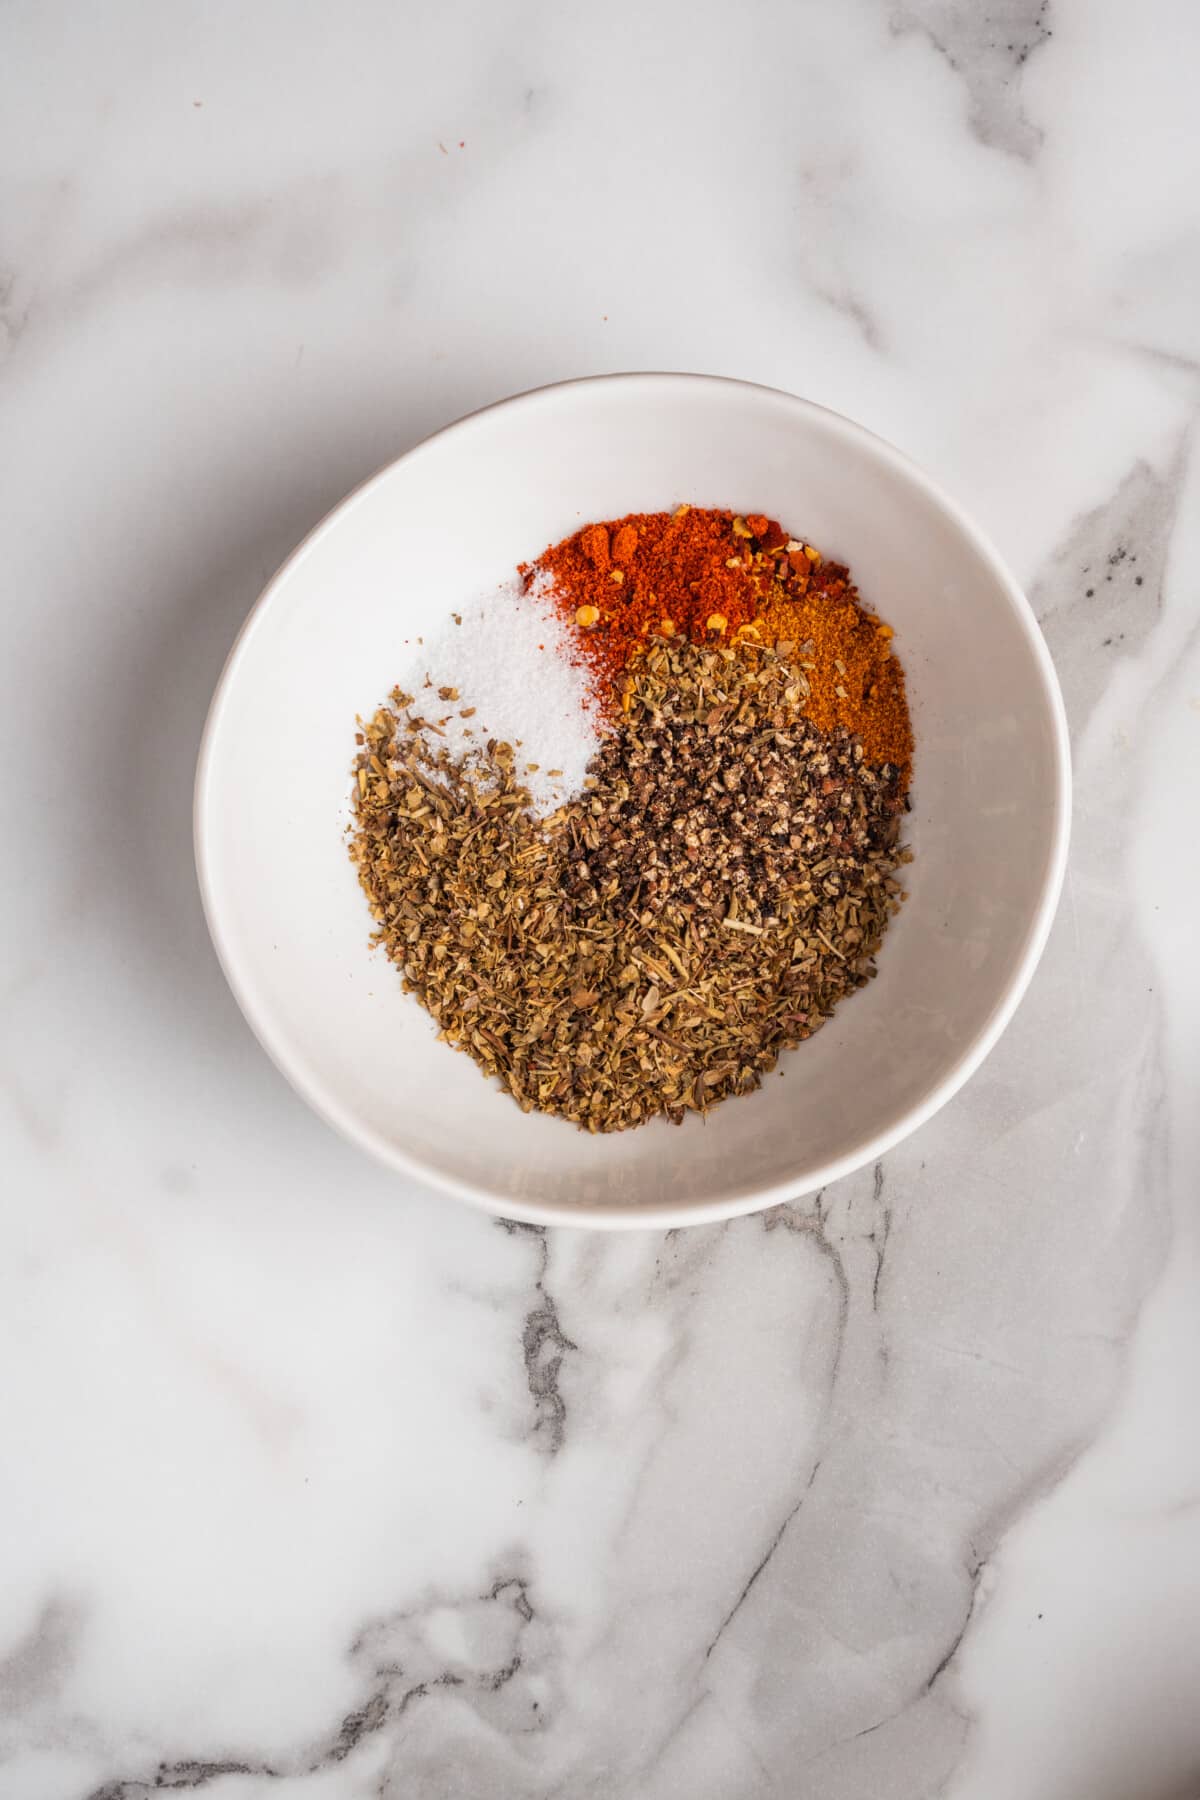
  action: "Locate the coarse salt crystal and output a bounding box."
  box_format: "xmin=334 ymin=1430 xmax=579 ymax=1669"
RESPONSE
xmin=393 ymin=575 xmax=605 ymax=816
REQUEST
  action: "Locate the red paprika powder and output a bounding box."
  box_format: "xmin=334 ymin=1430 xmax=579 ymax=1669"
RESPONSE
xmin=523 ymin=507 xmax=761 ymax=690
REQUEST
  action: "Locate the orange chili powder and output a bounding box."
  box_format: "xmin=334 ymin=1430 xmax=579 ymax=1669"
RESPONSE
xmin=753 ymin=581 xmax=912 ymax=787
xmin=524 ymin=507 xmax=913 ymax=790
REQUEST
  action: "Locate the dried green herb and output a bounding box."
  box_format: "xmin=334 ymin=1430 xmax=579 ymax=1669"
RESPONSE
xmin=350 ymin=637 xmax=908 ymax=1132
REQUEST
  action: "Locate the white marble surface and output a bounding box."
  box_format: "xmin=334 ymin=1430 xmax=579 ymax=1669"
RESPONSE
xmin=2 ymin=2 xmax=1198 ymax=1796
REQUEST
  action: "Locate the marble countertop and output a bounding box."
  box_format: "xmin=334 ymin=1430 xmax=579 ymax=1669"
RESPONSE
xmin=3 ymin=3 xmax=1199 ymax=1796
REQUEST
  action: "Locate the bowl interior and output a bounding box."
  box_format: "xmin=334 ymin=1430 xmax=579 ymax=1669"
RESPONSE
xmin=196 ymin=376 xmax=1067 ymax=1225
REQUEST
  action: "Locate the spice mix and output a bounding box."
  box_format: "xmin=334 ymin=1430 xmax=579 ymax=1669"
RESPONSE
xmin=349 ymin=507 xmax=912 ymax=1132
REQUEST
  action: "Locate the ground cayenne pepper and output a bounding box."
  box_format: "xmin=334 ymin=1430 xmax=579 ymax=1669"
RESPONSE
xmin=523 ymin=507 xmax=913 ymax=789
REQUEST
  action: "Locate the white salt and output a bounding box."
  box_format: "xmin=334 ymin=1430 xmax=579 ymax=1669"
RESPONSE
xmin=394 ymin=575 xmax=605 ymax=817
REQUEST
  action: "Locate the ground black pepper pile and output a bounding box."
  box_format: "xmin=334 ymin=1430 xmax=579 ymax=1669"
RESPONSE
xmin=350 ymin=637 xmax=909 ymax=1133
xmin=568 ymin=644 xmax=902 ymax=930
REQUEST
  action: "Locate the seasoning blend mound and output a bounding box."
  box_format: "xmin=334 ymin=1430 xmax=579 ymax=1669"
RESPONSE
xmin=350 ymin=508 xmax=913 ymax=1133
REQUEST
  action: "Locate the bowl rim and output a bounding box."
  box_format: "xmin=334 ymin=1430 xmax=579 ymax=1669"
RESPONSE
xmin=194 ymin=371 xmax=1072 ymax=1231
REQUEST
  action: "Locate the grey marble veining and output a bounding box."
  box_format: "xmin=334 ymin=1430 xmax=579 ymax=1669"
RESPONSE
xmin=893 ymin=0 xmax=1054 ymax=159
xmin=1 ymin=2 xmax=1199 ymax=1798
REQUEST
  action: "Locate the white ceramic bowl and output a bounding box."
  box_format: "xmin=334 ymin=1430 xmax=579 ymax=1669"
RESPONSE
xmin=195 ymin=375 xmax=1069 ymax=1229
